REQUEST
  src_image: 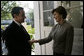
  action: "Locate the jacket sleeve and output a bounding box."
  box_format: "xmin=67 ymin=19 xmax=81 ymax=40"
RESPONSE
xmin=38 ymin=32 xmax=52 ymax=45
xmin=38 ymin=26 xmax=56 ymax=45
xmin=65 ymin=26 xmax=74 ymax=55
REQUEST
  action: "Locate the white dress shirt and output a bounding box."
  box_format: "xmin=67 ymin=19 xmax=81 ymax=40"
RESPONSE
xmin=13 ymin=19 xmax=21 ymax=26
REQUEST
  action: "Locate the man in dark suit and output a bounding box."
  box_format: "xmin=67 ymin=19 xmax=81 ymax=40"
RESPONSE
xmin=1 ymin=28 xmax=4 ymax=54
xmin=2 ymin=7 xmax=32 ymax=55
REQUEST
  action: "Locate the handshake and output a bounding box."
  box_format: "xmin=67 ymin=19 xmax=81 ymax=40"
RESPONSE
xmin=29 ymin=39 xmax=39 ymax=45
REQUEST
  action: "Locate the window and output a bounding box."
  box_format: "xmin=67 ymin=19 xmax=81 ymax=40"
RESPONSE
xmin=43 ymin=1 xmax=54 ymax=26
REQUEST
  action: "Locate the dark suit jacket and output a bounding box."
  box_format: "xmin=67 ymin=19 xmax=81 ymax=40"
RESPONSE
xmin=2 ymin=21 xmax=31 ymax=55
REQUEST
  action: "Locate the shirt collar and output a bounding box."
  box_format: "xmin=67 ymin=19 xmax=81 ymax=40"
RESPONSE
xmin=58 ymin=20 xmax=66 ymax=26
xmin=13 ymin=19 xmax=21 ymax=26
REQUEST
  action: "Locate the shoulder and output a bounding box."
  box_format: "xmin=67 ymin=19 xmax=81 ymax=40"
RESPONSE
xmin=3 ymin=25 xmax=12 ymax=35
xmin=64 ymin=21 xmax=74 ymax=30
xmin=52 ymin=24 xmax=58 ymax=30
xmin=4 ymin=21 xmax=16 ymax=33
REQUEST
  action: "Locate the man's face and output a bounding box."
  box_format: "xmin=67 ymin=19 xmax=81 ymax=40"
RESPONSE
xmin=15 ymin=9 xmax=26 ymax=23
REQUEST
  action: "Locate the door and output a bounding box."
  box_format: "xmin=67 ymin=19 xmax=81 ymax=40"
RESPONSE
xmin=39 ymin=1 xmax=83 ymax=55
xmin=34 ymin=1 xmax=83 ymax=55
xmin=39 ymin=1 xmax=60 ymax=55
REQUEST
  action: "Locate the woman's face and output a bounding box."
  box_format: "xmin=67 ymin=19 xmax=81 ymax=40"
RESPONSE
xmin=53 ymin=11 xmax=62 ymax=22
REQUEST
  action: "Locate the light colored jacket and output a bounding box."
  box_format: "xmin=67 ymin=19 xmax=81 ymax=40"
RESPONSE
xmin=38 ymin=20 xmax=74 ymax=55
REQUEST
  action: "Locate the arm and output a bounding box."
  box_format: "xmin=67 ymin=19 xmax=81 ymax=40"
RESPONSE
xmin=38 ymin=33 xmax=52 ymax=45
xmin=33 ymin=26 xmax=56 ymax=45
xmin=38 ymin=26 xmax=57 ymax=45
xmin=32 ymin=31 xmax=53 ymax=45
xmin=65 ymin=26 xmax=74 ymax=55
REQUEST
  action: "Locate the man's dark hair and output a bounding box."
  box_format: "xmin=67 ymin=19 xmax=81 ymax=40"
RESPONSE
xmin=11 ymin=7 xmax=23 ymax=18
xmin=52 ymin=6 xmax=67 ymax=19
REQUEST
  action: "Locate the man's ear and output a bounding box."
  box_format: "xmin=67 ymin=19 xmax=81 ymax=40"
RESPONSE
xmin=14 ymin=14 xmax=17 ymax=18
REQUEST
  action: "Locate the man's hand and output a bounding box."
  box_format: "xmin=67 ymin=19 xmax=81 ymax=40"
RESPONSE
xmin=28 ymin=39 xmax=39 ymax=45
